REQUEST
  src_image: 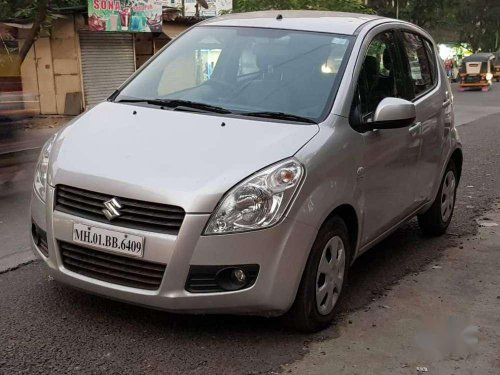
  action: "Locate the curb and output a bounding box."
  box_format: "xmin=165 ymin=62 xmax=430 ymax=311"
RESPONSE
xmin=0 ymin=250 xmax=37 ymax=274
xmin=0 ymin=147 xmax=41 ymax=167
xmin=0 ymin=116 xmax=73 ymax=130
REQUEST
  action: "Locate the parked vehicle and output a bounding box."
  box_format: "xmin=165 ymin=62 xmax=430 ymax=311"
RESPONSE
xmin=458 ymin=53 xmax=496 ymax=91
xmin=31 ymin=11 xmax=462 ymax=332
xmin=493 ymin=52 xmax=500 ymax=82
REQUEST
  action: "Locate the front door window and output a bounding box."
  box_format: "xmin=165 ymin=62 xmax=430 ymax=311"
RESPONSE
xmin=352 ymin=31 xmax=404 ymax=125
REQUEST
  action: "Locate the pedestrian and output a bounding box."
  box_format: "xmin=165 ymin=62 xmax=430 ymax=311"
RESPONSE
xmin=444 ymin=58 xmax=452 ymax=80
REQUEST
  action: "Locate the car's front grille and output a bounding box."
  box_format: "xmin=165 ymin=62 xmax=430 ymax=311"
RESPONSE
xmin=59 ymin=241 xmax=166 ymax=290
xmin=55 ymin=185 xmax=185 ymax=235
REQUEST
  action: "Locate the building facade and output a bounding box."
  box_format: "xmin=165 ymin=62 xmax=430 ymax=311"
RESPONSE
xmin=9 ymin=13 xmax=172 ymax=116
xmin=1 ymin=1 xmax=232 ymax=116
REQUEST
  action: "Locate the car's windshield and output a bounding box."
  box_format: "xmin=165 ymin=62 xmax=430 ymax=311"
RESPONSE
xmin=116 ymin=26 xmax=353 ymax=123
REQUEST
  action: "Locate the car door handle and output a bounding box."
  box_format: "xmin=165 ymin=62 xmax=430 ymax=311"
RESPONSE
xmin=442 ymin=99 xmax=451 ymax=108
xmin=409 ymin=122 xmax=422 ymax=134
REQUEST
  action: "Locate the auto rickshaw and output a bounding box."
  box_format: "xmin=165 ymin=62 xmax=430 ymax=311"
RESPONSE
xmin=458 ymin=53 xmax=495 ymax=91
xmin=493 ymin=52 xmax=500 ymax=82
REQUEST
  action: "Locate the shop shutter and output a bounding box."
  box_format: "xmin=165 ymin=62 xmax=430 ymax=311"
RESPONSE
xmin=79 ymin=32 xmax=135 ymax=108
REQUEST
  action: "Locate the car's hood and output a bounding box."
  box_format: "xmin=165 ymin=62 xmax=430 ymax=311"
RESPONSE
xmin=49 ymin=102 xmax=319 ymax=213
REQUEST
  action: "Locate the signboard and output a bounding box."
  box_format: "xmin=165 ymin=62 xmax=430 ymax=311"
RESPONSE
xmin=88 ymin=0 xmax=163 ymax=32
xmin=169 ymin=0 xmax=232 ymax=17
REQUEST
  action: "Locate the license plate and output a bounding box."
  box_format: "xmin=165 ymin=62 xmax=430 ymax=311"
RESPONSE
xmin=73 ymin=223 xmax=145 ymax=258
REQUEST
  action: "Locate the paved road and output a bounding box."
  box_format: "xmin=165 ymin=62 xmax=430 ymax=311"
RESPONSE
xmin=0 ymin=126 xmax=58 ymax=155
xmin=0 ymin=126 xmax=59 ymax=271
xmin=0 ymin=86 xmax=499 ymax=374
xmin=0 ymin=162 xmax=38 ymax=271
xmin=288 ymin=202 xmax=500 ymax=375
xmin=452 ymin=82 xmax=500 ymax=126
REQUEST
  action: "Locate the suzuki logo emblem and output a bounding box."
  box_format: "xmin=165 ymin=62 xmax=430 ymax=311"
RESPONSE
xmin=102 ymin=198 xmax=122 ymax=221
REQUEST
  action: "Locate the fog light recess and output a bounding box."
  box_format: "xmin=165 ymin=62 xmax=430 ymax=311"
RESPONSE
xmin=216 ymin=268 xmax=249 ymax=291
xmin=32 ymin=220 xmax=49 ymax=257
xmin=186 ymin=265 xmax=259 ymax=293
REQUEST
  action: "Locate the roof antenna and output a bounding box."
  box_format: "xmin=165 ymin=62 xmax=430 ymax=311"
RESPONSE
xmin=276 ymin=14 xmax=283 ymax=20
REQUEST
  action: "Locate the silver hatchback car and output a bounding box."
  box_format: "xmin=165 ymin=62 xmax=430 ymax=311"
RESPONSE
xmin=31 ymin=11 xmax=462 ymax=332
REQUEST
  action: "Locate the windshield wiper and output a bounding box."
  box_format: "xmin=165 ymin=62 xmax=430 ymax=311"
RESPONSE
xmin=116 ymin=99 xmax=316 ymax=123
xmin=116 ymin=98 xmax=232 ymax=114
xmin=239 ymin=111 xmax=317 ymax=124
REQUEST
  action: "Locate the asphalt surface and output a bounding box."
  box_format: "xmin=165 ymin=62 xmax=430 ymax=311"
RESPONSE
xmin=453 ymin=83 xmax=500 ymax=125
xmin=1 ymin=84 xmax=499 ymax=374
xmin=0 ymin=162 xmax=37 ymax=265
xmin=288 ymin=203 xmax=500 ymax=374
xmin=0 ymin=126 xmax=59 ymax=270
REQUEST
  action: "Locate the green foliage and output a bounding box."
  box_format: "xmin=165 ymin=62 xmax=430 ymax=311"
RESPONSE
xmin=454 ymin=0 xmax=500 ymax=52
xmin=368 ymin=0 xmax=450 ymax=27
xmin=0 ymin=0 xmax=18 ymax=20
xmin=0 ymin=0 xmax=86 ymax=21
xmin=369 ymin=0 xmax=500 ymax=51
xmin=233 ymin=0 xmax=375 ymax=14
xmin=1 ymin=0 xmax=86 ymax=63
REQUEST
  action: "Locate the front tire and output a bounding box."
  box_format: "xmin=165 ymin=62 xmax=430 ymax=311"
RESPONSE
xmin=418 ymin=161 xmax=458 ymax=236
xmin=282 ymin=216 xmax=351 ymax=332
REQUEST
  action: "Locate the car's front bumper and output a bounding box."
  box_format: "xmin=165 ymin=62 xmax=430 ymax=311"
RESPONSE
xmin=31 ymin=186 xmax=317 ymax=316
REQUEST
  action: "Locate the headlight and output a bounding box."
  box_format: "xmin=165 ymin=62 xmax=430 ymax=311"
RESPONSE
xmin=204 ymin=159 xmax=304 ymax=235
xmin=34 ymin=135 xmax=56 ymax=202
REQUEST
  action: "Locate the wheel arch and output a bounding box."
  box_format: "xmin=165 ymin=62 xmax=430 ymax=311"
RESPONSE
xmin=322 ymin=204 xmax=359 ymax=263
xmin=450 ymin=148 xmax=463 ymax=182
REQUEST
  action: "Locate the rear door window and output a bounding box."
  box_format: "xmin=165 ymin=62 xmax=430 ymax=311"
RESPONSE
xmin=400 ymin=32 xmax=434 ymax=98
xmin=423 ymin=39 xmax=437 ymax=83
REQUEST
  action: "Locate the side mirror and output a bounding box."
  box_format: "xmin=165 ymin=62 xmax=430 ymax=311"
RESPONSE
xmin=367 ymin=98 xmax=416 ymax=131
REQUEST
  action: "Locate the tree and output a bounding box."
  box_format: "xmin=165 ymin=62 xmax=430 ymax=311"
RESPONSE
xmin=366 ymin=0 xmax=452 ymax=28
xmin=454 ymin=0 xmax=500 ymax=52
xmin=1 ymin=0 xmax=85 ymax=64
xmin=233 ymin=0 xmax=375 ymax=13
xmin=18 ymin=0 xmax=49 ymax=64
xmin=367 ymin=0 xmax=500 ymax=52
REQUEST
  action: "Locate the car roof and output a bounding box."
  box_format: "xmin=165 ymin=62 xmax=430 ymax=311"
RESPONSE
xmin=200 ymin=11 xmax=385 ymax=35
xmin=463 ymin=53 xmax=495 ymax=62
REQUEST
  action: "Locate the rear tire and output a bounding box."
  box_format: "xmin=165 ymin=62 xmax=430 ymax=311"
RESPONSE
xmin=282 ymin=216 xmax=351 ymax=333
xmin=418 ymin=161 xmax=458 ymax=236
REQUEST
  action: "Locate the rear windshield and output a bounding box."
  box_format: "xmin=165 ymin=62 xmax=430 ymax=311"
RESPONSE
xmin=461 ymin=61 xmax=488 ymax=74
xmin=116 ymin=26 xmax=354 ymax=123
